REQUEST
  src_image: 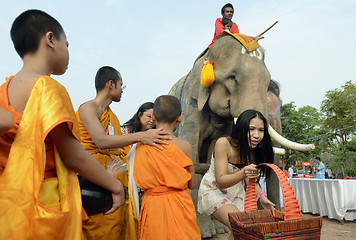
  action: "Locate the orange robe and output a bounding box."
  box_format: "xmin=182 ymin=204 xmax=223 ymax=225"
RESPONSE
xmin=0 ymin=77 xmax=56 ymax=178
xmin=134 ymin=142 xmax=201 ymax=240
xmin=0 ymin=76 xmax=83 ymax=239
xmin=76 ymin=105 xmax=137 ymax=240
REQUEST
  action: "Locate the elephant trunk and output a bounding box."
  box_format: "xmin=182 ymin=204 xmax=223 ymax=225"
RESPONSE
xmin=231 ymin=82 xmax=268 ymax=119
xmin=268 ymin=125 xmax=315 ymax=151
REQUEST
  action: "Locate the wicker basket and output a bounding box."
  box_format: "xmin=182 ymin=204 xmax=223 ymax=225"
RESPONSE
xmin=228 ymin=163 xmax=322 ymax=240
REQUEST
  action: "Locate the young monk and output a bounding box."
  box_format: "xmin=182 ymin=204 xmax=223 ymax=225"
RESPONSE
xmin=134 ymin=95 xmax=201 ymax=240
xmin=0 ymin=10 xmax=124 ymax=240
xmin=76 ymin=66 xmax=171 ymax=240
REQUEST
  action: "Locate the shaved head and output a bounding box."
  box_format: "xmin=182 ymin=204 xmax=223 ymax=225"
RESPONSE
xmin=153 ymin=95 xmax=181 ymax=123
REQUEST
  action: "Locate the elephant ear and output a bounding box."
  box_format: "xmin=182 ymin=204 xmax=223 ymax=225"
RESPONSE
xmin=189 ymin=57 xmax=210 ymax=111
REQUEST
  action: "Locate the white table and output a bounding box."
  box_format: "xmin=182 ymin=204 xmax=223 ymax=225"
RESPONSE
xmin=289 ymin=178 xmax=356 ymax=221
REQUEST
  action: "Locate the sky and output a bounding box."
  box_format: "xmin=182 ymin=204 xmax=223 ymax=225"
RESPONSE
xmin=0 ymin=0 xmax=355 ymax=123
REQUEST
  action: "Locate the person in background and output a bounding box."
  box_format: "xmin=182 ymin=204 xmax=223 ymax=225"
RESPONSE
xmin=315 ymin=157 xmax=325 ymax=179
xmin=122 ymin=102 xmax=155 ymax=218
xmin=288 ymin=164 xmax=294 ymax=178
xmin=325 ymin=166 xmax=333 ymax=179
xmin=122 ymin=102 xmax=155 ymax=134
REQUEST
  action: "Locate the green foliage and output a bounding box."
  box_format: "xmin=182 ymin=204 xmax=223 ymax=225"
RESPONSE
xmin=320 ymin=80 xmax=356 ymax=143
xmin=345 ymin=160 xmax=356 ymax=177
xmin=281 ymin=102 xmax=327 ymax=165
xmin=321 ymin=81 xmax=356 ymax=130
xmin=320 ymin=81 xmax=356 ymax=174
xmin=279 ymin=81 xmax=356 ymax=177
xmin=346 ymin=138 xmax=356 ymax=152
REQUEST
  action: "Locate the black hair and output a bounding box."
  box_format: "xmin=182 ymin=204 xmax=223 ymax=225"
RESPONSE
xmin=153 ymin=95 xmax=181 ymax=123
xmin=95 ymin=66 xmax=120 ymax=92
xmin=268 ymin=79 xmax=280 ymax=96
xmin=11 ymin=9 xmax=64 ymax=59
xmin=229 ymin=109 xmax=274 ymax=177
xmin=222 ymin=18 xmax=233 ymax=27
xmin=221 ymin=3 xmax=234 ymax=15
xmin=123 ymin=102 xmax=154 ymax=133
xmin=315 ymin=157 xmax=321 ymax=161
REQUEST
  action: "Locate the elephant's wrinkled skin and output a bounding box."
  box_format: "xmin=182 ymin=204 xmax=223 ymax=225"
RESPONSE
xmin=170 ymin=34 xmax=271 ymax=165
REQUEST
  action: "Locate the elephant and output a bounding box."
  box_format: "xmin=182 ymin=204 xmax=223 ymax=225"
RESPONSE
xmin=169 ymin=33 xmax=314 ymax=238
xmin=169 ymin=33 xmax=272 ymax=166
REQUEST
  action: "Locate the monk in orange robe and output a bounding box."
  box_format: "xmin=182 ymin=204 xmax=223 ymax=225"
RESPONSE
xmin=0 ymin=10 xmax=124 ymax=239
xmin=76 ymin=66 xmax=171 ymax=240
xmin=134 ymin=95 xmax=201 ymax=240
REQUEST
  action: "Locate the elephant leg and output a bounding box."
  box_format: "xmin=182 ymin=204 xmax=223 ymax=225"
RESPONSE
xmin=196 ymin=214 xmax=216 ymax=238
xmin=193 ymin=174 xmax=217 ymax=238
xmin=266 ymin=156 xmax=281 ymax=210
xmin=212 ymin=217 xmax=229 ymax=234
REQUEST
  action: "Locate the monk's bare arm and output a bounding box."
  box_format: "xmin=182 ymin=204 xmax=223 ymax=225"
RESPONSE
xmin=49 ymin=122 xmax=125 ymax=214
xmin=176 ymin=139 xmax=197 ymax=189
xmin=0 ymin=107 xmax=14 ymax=136
xmin=79 ymin=104 xmax=171 ymax=150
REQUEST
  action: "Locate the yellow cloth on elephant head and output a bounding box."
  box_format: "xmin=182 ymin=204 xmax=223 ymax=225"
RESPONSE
xmin=76 ymin=105 xmax=138 ymax=240
xmin=0 ymin=76 xmax=83 ymax=240
xmin=217 ymin=31 xmax=260 ymax=52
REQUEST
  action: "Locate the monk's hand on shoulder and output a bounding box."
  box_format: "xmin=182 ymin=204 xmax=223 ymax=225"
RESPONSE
xmin=104 ymin=180 xmax=125 ymax=215
xmin=243 ymin=164 xmax=260 ymax=179
xmin=140 ymin=128 xmax=172 ymax=150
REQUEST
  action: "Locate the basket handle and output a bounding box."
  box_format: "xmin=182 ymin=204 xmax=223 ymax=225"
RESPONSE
xmin=244 ymin=163 xmax=302 ymax=221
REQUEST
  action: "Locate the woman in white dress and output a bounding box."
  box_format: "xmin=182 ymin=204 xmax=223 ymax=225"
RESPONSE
xmin=198 ymin=109 xmax=275 ymax=240
xmin=122 ymin=102 xmax=154 ymax=217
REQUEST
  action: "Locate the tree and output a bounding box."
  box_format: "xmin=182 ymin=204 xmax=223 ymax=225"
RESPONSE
xmin=320 ymin=81 xmax=356 ymax=176
xmin=281 ymin=102 xmax=327 ymax=167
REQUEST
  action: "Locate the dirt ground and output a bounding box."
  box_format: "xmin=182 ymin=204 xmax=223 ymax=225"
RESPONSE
xmin=204 ymin=213 xmax=356 ymax=240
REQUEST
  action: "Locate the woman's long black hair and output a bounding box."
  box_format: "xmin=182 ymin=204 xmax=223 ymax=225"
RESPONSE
xmin=122 ymin=102 xmax=154 ymax=133
xmin=229 ymin=109 xmax=274 ymax=177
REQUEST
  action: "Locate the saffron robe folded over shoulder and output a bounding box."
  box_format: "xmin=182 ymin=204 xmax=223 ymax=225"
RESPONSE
xmin=0 ymin=76 xmax=57 ymax=178
xmin=76 ymin=105 xmax=137 ymax=240
xmin=134 ymin=142 xmax=201 ymax=240
xmin=0 ymin=76 xmax=83 ymax=240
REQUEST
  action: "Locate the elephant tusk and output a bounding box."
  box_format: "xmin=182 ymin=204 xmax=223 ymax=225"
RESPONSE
xmin=273 ymin=147 xmax=285 ymax=155
xmin=234 ymin=117 xmax=238 ymax=124
xmin=268 ymin=125 xmax=315 ymax=151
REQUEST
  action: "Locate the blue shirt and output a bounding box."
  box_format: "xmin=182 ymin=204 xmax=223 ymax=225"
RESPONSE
xmin=315 ymin=162 xmax=325 ymax=179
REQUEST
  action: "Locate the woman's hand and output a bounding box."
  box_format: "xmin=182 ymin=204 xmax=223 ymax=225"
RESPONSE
xmin=259 ymin=195 xmax=275 ymax=210
xmin=243 ymin=164 xmax=260 ymax=179
xmin=104 ymin=180 xmax=125 ymax=215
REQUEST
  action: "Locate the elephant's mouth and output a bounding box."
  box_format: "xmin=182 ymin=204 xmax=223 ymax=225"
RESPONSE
xmin=210 ymin=109 xmax=231 ymax=129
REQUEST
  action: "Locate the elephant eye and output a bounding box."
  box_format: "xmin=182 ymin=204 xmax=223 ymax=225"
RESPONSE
xmin=228 ymin=75 xmax=237 ymax=81
xmin=226 ymin=76 xmax=238 ymax=92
